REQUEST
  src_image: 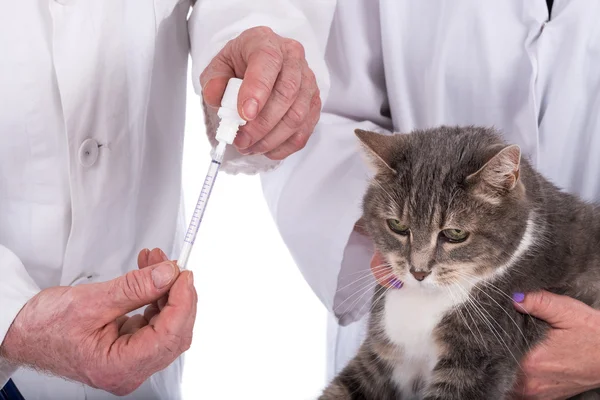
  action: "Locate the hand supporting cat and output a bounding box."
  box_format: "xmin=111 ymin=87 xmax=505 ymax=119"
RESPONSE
xmin=511 ymin=291 xmax=600 ymax=400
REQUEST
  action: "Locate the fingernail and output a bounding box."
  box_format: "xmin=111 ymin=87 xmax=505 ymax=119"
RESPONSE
xmin=239 ymin=148 xmax=254 ymax=156
xmin=512 ymin=292 xmax=525 ymax=303
xmin=242 ymin=98 xmax=259 ymax=121
xmin=235 ymin=131 xmax=252 ymax=149
xmin=158 ymin=249 xmax=168 ymax=261
xmin=188 ymin=271 xmax=194 ymax=287
xmin=152 ymin=262 xmax=176 ymax=289
xmin=390 ymin=278 xmax=403 ymax=289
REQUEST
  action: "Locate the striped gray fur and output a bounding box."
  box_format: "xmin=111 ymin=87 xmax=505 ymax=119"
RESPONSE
xmin=320 ymin=126 xmax=600 ymax=400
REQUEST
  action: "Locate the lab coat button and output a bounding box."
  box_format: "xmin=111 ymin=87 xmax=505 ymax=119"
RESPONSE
xmin=79 ymin=138 xmax=100 ymax=167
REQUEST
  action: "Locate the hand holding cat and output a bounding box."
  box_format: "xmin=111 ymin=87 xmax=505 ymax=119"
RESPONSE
xmin=512 ymin=291 xmax=600 ymax=399
xmin=201 ymin=26 xmax=321 ymax=160
xmin=0 ymin=249 xmax=196 ymax=396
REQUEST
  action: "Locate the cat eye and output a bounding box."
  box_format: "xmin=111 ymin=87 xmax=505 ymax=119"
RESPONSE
xmin=441 ymin=229 xmax=469 ymax=243
xmin=387 ymin=219 xmax=410 ymax=235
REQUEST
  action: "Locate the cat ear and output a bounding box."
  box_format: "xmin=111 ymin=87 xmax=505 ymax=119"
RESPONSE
xmin=466 ymin=144 xmax=522 ymax=202
xmin=354 ymin=129 xmax=398 ymax=174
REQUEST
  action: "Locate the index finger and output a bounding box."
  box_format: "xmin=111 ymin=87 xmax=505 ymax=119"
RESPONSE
xmin=150 ymin=271 xmax=197 ymax=353
xmin=512 ymin=290 xmax=590 ymax=329
xmin=111 ymin=271 xmax=197 ymax=373
xmin=237 ymin=45 xmax=283 ymax=121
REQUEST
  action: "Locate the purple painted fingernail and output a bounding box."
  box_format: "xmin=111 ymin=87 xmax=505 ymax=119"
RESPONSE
xmin=512 ymin=292 xmax=525 ymax=303
xmin=390 ymin=278 xmax=403 ymax=289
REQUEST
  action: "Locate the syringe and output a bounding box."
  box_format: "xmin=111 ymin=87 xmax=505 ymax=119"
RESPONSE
xmin=177 ymin=78 xmax=246 ymax=270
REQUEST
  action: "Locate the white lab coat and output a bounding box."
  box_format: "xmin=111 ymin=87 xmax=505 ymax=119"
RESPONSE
xmin=0 ymin=1 xmax=331 ymax=399
xmin=260 ymin=0 xmax=600 ymax=383
xmin=3 ymin=0 xmax=600 ymax=397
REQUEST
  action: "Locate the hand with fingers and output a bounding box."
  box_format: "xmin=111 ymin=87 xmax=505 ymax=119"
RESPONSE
xmin=201 ymin=26 xmax=321 ymax=160
xmin=0 ymin=249 xmax=197 ymax=396
xmin=509 ymin=291 xmax=600 ymax=399
xmin=370 ymin=251 xmax=403 ymax=289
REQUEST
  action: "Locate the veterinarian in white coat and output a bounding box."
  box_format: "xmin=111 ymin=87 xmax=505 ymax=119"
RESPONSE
xmin=0 ymin=1 xmax=327 ymax=399
xmin=258 ymin=1 xmax=600 ymax=398
xmin=3 ymin=0 xmax=598 ymax=399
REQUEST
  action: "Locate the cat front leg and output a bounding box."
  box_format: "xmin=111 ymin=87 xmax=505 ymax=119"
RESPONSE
xmin=423 ymin=351 xmax=519 ymax=400
xmin=319 ymin=342 xmax=401 ymax=400
xmin=319 ymin=381 xmax=353 ymax=400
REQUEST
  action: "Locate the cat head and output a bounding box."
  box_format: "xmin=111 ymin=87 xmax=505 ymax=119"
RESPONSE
xmin=357 ymin=126 xmax=533 ymax=290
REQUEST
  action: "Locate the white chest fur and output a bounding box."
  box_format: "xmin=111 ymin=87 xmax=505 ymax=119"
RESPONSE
xmin=383 ymin=285 xmax=469 ymax=397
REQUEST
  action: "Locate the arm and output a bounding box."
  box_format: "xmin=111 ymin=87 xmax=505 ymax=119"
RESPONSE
xmin=189 ymin=0 xmax=336 ymax=172
xmin=260 ymin=0 xmax=393 ymax=326
xmin=0 ymin=245 xmax=40 ymax=386
xmin=261 ymin=116 xmax=389 ymax=321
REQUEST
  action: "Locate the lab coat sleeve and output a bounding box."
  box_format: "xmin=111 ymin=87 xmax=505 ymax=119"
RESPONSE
xmin=188 ymin=0 xmax=336 ymax=174
xmin=259 ymin=0 xmax=393 ymax=327
xmin=260 ymin=115 xmax=391 ymax=327
xmin=0 ymin=245 xmax=40 ymax=386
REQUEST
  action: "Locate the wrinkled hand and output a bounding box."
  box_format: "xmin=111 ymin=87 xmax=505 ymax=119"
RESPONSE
xmin=511 ymin=290 xmax=600 ymax=399
xmin=201 ymin=26 xmax=321 ymax=160
xmin=0 ymin=249 xmax=197 ymax=396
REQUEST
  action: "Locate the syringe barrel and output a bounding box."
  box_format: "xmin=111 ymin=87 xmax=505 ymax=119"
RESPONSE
xmin=178 ymin=77 xmax=245 ymax=270
xmin=177 ymin=159 xmax=221 ymax=270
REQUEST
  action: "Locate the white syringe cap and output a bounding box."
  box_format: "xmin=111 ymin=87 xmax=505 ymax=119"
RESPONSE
xmin=216 ymin=77 xmax=247 ymax=145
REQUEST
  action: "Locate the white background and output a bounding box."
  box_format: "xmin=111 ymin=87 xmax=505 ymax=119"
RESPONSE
xmin=180 ymin=66 xmax=328 ymax=400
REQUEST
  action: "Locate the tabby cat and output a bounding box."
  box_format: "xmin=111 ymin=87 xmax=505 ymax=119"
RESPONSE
xmin=320 ymin=126 xmax=600 ymax=400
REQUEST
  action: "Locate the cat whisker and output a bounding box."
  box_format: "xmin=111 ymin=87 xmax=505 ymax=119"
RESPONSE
xmin=460 ymin=290 xmax=512 ymax=357
xmin=333 ymin=273 xmax=393 ymax=314
xmin=343 ymin=277 xmax=393 ymax=318
xmin=453 ymin=281 xmax=525 ymax=374
xmin=335 ymin=266 xmax=391 ymax=294
xmin=360 ymin=283 xmax=390 ymax=317
xmin=342 ymin=263 xmax=391 ymax=278
xmin=452 ymin=271 xmax=530 ymax=346
xmin=446 ymin=285 xmax=487 ymax=349
xmin=371 ymin=284 xmax=391 ymax=311
xmin=455 ymin=270 xmax=517 ymax=305
xmin=451 ymin=282 xmax=509 ymax=345
xmin=335 ymin=271 xmax=380 ymax=294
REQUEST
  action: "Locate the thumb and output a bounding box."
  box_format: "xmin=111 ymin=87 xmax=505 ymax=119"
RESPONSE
xmin=92 ymin=261 xmax=180 ymax=322
xmin=200 ymin=51 xmax=236 ymax=108
xmin=513 ymin=290 xmax=587 ymax=328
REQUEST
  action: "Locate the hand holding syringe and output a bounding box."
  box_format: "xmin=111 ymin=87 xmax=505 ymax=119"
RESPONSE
xmin=177 ymin=78 xmax=246 ymax=270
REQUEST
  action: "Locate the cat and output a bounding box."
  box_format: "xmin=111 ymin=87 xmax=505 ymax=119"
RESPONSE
xmin=320 ymin=126 xmax=600 ymax=400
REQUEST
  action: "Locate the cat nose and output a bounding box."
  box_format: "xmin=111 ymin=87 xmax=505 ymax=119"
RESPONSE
xmin=409 ymin=268 xmax=431 ymax=281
